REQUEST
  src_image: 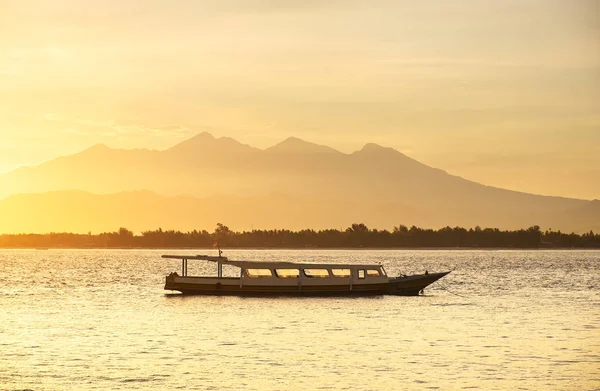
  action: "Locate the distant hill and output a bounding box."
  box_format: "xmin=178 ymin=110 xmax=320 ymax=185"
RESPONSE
xmin=0 ymin=132 xmax=597 ymax=233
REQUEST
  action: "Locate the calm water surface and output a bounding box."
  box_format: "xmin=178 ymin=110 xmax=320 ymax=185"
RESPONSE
xmin=1 ymin=249 xmax=599 ymax=391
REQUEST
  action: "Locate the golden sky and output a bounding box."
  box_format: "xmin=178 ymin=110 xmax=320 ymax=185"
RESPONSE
xmin=1 ymin=0 xmax=599 ymax=199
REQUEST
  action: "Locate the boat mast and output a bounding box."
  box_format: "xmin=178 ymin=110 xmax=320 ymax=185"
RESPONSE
xmin=217 ymin=242 xmax=223 ymax=278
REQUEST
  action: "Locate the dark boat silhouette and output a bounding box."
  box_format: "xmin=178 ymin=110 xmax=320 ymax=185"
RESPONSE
xmin=163 ymin=254 xmax=449 ymax=296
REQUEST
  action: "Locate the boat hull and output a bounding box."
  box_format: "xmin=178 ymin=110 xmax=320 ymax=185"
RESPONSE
xmin=164 ymin=272 xmax=449 ymax=297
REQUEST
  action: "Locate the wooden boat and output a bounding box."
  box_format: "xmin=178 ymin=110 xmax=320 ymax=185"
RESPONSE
xmin=163 ymin=254 xmax=450 ymax=296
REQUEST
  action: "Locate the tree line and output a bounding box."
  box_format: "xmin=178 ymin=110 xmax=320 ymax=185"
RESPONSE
xmin=0 ymin=223 xmax=599 ymax=249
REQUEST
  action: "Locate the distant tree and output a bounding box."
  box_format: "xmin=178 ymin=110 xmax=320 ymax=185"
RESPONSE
xmin=118 ymin=227 xmax=134 ymax=238
xmin=214 ymin=223 xmax=231 ymax=236
xmin=393 ymin=224 xmax=409 ymax=234
xmin=345 ymin=223 xmax=369 ymax=246
xmin=346 ymin=223 xmax=369 ymax=234
xmin=214 ymin=223 xmax=232 ymax=245
xmin=1 ymin=223 xmax=599 ymax=249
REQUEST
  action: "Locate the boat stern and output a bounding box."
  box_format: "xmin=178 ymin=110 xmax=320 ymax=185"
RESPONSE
xmin=164 ymin=272 xmax=179 ymax=291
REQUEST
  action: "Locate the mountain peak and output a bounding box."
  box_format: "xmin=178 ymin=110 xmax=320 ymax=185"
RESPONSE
xmin=167 ymin=131 xmax=216 ymax=151
xmin=180 ymin=131 xmax=215 ymax=143
xmin=193 ymin=131 xmax=215 ymax=139
xmin=76 ymin=143 xmax=114 ymax=157
xmin=353 ymin=143 xmax=432 ymax=170
xmin=266 ymin=137 xmax=341 ymax=154
xmin=361 ymin=143 xmax=387 ymax=151
xmin=355 ymin=143 xmax=406 ymax=157
xmin=86 ymin=143 xmax=111 ymax=152
xmin=166 ymin=132 xmax=259 ymax=156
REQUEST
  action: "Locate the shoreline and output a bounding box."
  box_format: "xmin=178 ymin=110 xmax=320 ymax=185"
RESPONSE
xmin=1 ymin=246 xmax=599 ymax=251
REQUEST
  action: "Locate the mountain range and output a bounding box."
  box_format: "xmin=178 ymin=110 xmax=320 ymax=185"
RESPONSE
xmin=0 ymin=132 xmax=598 ymax=234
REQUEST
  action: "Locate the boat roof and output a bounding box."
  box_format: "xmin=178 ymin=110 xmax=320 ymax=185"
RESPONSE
xmin=161 ymin=254 xmax=382 ymax=269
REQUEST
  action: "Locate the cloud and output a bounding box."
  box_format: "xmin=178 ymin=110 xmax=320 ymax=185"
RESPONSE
xmin=0 ymin=66 xmax=18 ymax=76
xmin=74 ymin=119 xmax=115 ymax=128
xmin=68 ymin=117 xmax=193 ymax=138
xmin=8 ymin=46 xmax=69 ymax=61
xmin=108 ymin=123 xmax=192 ymax=137
xmin=44 ymin=113 xmax=62 ymax=121
xmin=152 ymin=125 xmax=193 ymax=135
xmin=62 ymin=128 xmax=93 ymax=136
xmin=42 ymin=45 xmax=69 ymax=59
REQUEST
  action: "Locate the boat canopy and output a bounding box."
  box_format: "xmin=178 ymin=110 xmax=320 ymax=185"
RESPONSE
xmin=161 ymin=254 xmax=382 ymax=270
xmin=162 ymin=254 xmax=226 ymax=262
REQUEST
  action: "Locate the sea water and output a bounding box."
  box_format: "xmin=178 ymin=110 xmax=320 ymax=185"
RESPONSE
xmin=1 ymin=249 xmax=598 ymax=391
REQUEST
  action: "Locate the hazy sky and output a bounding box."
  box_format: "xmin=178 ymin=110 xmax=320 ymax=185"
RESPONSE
xmin=1 ymin=0 xmax=599 ymax=199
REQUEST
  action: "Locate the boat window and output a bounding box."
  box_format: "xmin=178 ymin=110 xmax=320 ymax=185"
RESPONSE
xmin=379 ymin=266 xmax=387 ymax=276
xmin=245 ymin=269 xmax=273 ymax=278
xmin=331 ymin=268 xmax=351 ymax=277
xmin=275 ymin=269 xmax=299 ymax=278
xmin=358 ymin=270 xmax=365 ymax=279
xmin=366 ymin=269 xmax=381 ymax=277
xmin=303 ymin=269 xmax=330 ymax=278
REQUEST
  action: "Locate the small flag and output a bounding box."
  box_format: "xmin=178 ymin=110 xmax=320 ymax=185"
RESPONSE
xmin=213 ymin=241 xmax=219 ymax=248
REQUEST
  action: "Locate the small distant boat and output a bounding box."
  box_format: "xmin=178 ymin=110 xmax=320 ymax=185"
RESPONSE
xmin=163 ymin=254 xmax=450 ymax=296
